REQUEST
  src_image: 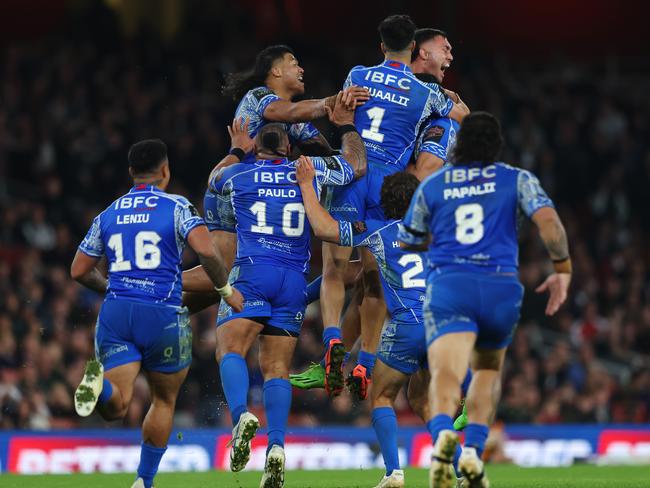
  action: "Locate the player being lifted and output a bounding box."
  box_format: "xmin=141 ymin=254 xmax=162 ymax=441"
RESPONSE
xmin=199 ymin=45 xmax=368 ymax=305
xmin=292 ymin=15 xmax=469 ymax=400
xmin=185 ymin=94 xmax=366 ymax=488
xmin=71 ymin=140 xmax=243 ymax=488
xmin=399 ymin=112 xmax=571 ymax=488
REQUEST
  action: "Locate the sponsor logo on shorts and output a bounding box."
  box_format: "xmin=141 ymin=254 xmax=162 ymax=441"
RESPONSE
xmin=100 ymin=344 xmax=128 ymax=361
xmin=244 ymin=300 xmax=265 ymax=308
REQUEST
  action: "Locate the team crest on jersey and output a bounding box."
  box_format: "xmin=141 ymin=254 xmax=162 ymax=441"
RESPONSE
xmin=188 ymin=205 xmax=199 ymax=217
xmin=352 ymin=221 xmax=367 ymax=234
xmin=424 ymin=125 xmax=445 ymax=144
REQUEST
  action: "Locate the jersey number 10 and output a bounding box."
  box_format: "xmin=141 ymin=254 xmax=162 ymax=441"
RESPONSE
xmin=250 ymin=201 xmax=305 ymax=237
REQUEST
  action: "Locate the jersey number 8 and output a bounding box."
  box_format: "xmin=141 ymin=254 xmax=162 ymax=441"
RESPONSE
xmin=454 ymin=203 xmax=484 ymax=244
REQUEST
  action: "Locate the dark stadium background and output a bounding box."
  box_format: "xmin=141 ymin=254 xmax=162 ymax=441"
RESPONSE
xmin=1 ymin=0 xmax=649 ymax=438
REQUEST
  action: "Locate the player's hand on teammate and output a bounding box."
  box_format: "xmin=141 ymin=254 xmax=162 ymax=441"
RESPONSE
xmin=227 ymin=117 xmax=254 ymax=154
xmin=325 ymin=91 xmax=356 ymax=127
xmin=342 ymin=85 xmax=370 ymax=108
xmin=535 ymin=272 xmax=571 ymax=316
xmin=295 ymin=155 xmax=316 ymax=187
xmin=223 ymin=286 xmax=245 ymax=312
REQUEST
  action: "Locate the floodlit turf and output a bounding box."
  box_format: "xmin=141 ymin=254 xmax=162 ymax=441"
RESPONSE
xmin=2 ymin=465 xmax=650 ymax=487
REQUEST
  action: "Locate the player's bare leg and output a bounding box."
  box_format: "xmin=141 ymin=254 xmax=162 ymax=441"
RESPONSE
xmin=454 ymin=349 xmax=505 ymax=488
xmin=259 ymin=334 xmax=299 ymax=488
xmin=427 ymin=332 xmax=475 ymax=488
xmin=348 ymin=249 xmax=386 ymax=400
xmin=370 ymin=359 xmax=409 ymax=488
xmin=320 ymin=241 xmax=353 ymax=396
xmin=143 ymin=368 xmax=189 ymax=446
xmin=407 ymin=368 xmax=432 ymax=423
xmin=217 ymin=318 xmax=264 ymax=472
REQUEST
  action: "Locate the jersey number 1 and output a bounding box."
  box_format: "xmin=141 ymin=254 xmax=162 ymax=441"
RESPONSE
xmin=361 ymin=107 xmax=386 ymax=143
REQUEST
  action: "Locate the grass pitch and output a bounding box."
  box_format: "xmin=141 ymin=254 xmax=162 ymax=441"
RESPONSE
xmin=2 ymin=465 xmax=649 ymax=487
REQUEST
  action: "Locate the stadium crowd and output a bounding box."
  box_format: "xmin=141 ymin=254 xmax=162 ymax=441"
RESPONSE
xmin=1 ymin=17 xmax=649 ymax=431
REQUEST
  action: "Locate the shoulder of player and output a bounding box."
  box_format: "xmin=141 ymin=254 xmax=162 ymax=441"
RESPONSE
xmin=246 ymin=85 xmax=276 ymax=101
xmin=494 ymin=161 xmax=532 ymax=178
xmin=423 ymin=116 xmax=453 ymax=132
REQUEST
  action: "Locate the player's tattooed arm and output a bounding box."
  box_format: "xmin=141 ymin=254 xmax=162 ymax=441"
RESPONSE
xmin=298 ymin=134 xmax=336 ymax=156
xmin=264 ymin=87 xmax=369 ymax=123
xmin=325 ymin=91 xmax=367 ymax=178
xmin=295 ymin=156 xmax=341 ymax=243
xmin=532 ymin=206 xmax=572 ymax=316
xmin=70 ymin=251 xmax=107 ymax=294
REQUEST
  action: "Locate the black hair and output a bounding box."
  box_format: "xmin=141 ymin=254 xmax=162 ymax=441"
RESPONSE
xmin=380 ymin=172 xmax=420 ymax=220
xmin=222 ymin=45 xmax=295 ymax=101
xmin=452 ymin=112 xmax=504 ymax=166
xmin=378 ymin=15 xmax=416 ymax=52
xmin=414 ymin=72 xmax=439 ymax=84
xmin=412 ymin=28 xmax=447 ymax=62
xmin=255 ymin=123 xmax=289 ymax=157
xmin=128 ymin=139 xmax=167 ymax=175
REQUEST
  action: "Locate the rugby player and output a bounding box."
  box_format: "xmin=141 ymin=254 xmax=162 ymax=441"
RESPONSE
xmin=71 ymin=140 xmax=243 ymax=488
xmin=399 ymin=112 xmax=570 ymax=488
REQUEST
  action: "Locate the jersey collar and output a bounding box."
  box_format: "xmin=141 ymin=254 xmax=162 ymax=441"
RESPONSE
xmin=130 ymin=184 xmax=161 ymax=193
xmin=382 ymin=59 xmax=412 ymax=73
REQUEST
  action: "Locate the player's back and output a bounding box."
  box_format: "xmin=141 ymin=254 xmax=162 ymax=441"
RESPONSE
xmin=214 ymin=159 xmax=312 ymax=273
xmin=80 ymin=185 xmax=202 ymax=305
xmin=343 ymin=219 xmax=425 ymax=322
xmin=415 ymin=163 xmax=551 ymax=271
xmin=347 ymin=61 xmax=452 ymax=170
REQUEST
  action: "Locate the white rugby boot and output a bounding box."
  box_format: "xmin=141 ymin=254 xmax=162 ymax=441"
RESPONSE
xmin=259 ymin=444 xmax=285 ymax=488
xmin=429 ymin=429 xmax=460 ymax=488
xmin=374 ymin=469 xmax=405 ymax=487
xmin=458 ymin=447 xmax=489 ymax=488
xmin=227 ymin=411 xmax=260 ymax=472
xmin=74 ymin=359 xmax=104 ymax=417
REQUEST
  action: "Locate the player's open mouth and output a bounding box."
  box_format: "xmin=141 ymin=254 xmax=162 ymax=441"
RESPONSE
xmin=297 ymin=74 xmax=304 ymax=82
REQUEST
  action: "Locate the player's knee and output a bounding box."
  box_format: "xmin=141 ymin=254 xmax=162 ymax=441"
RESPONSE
xmin=260 ymin=358 xmax=290 ymax=380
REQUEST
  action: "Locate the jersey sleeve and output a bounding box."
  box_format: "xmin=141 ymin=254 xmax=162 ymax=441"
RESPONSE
xmin=417 ymin=118 xmax=452 ymax=161
xmin=174 ymin=197 xmax=206 ymax=241
xmin=78 ymin=215 xmax=104 ymax=257
xmin=398 ymin=184 xmax=432 ymax=246
xmin=251 ymin=87 xmax=282 ymax=116
xmin=312 ymin=155 xmax=355 ymax=186
xmin=517 ymin=170 xmax=555 ymax=218
xmin=289 ymin=122 xmax=321 ymax=143
xmin=425 ymin=84 xmax=453 ymax=118
xmin=337 ymin=219 xmax=385 ymax=247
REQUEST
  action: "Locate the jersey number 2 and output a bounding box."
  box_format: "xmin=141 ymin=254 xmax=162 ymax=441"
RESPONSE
xmin=398 ymin=254 xmax=425 ymax=288
xmin=107 ymin=231 xmax=161 ymax=271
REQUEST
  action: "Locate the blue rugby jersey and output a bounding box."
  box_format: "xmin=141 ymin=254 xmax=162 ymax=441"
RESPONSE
xmin=78 ymin=185 xmax=204 ymax=305
xmin=235 ymin=86 xmax=320 ymax=144
xmin=399 ymin=163 xmax=554 ymax=270
xmin=209 ymin=156 xmax=354 ymax=274
xmin=413 ymin=116 xmax=460 ymax=162
xmin=338 ymin=219 xmax=424 ymax=324
xmin=343 ymin=60 xmax=453 ymax=170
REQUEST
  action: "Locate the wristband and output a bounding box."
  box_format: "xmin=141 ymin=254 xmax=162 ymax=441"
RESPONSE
xmin=337 ymin=124 xmax=357 ymax=136
xmin=215 ymin=283 xmax=233 ymax=299
xmin=229 ymin=148 xmax=246 ymax=161
xmin=552 ymin=257 xmax=572 ymax=274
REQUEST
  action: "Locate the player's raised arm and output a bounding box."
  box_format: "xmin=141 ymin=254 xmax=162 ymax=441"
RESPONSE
xmin=186 ymin=225 xmax=244 ymax=312
xmin=296 ymin=156 xmax=341 ymax=243
xmin=532 ymin=207 xmax=572 ymax=316
xmin=264 ymin=85 xmax=370 ymax=123
xmin=325 ymin=91 xmax=367 ymax=179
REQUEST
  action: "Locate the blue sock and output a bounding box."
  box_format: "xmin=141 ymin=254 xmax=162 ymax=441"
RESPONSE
xmin=372 ymin=407 xmax=399 ymax=476
xmin=426 ymin=414 xmax=454 ymax=446
xmin=357 ymin=351 xmax=376 ymax=378
xmin=464 ymin=423 xmax=489 ymax=457
xmin=322 ymin=326 xmax=342 ymax=347
xmin=98 ymin=378 xmax=113 ymax=404
xmin=219 ymin=352 xmax=249 ymax=425
xmin=461 ymin=369 xmax=473 ymax=397
xmin=263 ymin=378 xmax=292 ymax=452
xmin=306 ymin=275 xmax=323 ymax=304
xmin=136 ymin=442 xmax=166 ymax=488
